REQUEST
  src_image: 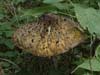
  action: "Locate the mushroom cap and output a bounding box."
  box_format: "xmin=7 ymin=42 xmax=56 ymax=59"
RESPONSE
xmin=13 ymin=13 xmax=86 ymax=57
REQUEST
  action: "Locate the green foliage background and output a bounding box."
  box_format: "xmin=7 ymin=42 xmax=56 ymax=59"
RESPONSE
xmin=0 ymin=0 xmax=100 ymax=75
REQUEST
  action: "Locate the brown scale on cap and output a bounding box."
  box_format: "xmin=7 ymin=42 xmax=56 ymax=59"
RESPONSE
xmin=12 ymin=13 xmax=87 ymax=57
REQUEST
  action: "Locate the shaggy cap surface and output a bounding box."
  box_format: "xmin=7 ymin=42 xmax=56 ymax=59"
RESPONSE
xmin=13 ymin=13 xmax=86 ymax=57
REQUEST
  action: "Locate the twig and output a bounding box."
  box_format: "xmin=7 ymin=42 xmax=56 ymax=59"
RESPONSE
xmin=89 ymin=34 xmax=96 ymax=75
xmin=58 ymin=12 xmax=76 ymax=18
xmin=0 ymin=58 xmax=20 ymax=73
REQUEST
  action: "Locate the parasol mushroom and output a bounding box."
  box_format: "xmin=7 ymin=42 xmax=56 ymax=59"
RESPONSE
xmin=12 ymin=13 xmax=87 ymax=57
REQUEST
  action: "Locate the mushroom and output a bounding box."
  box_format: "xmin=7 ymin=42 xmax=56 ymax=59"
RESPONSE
xmin=12 ymin=13 xmax=87 ymax=57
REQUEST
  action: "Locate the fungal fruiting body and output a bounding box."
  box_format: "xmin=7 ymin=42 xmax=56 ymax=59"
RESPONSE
xmin=13 ymin=13 xmax=86 ymax=57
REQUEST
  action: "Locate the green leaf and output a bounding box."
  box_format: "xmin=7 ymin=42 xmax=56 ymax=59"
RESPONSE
xmin=0 ymin=7 xmax=5 ymax=20
xmin=4 ymin=51 xmax=18 ymax=57
xmin=0 ymin=37 xmax=5 ymax=44
xmin=95 ymin=45 xmax=100 ymax=61
xmin=52 ymin=3 xmax=71 ymax=10
xmin=0 ymin=32 xmax=2 ymax=35
xmin=98 ymin=2 xmax=100 ymax=8
xmin=21 ymin=5 xmax=57 ymax=17
xmin=4 ymin=39 xmax=14 ymax=49
xmin=0 ymin=51 xmax=19 ymax=57
xmin=74 ymin=69 xmax=90 ymax=75
xmin=48 ymin=69 xmax=64 ymax=75
xmin=74 ymin=4 xmax=100 ymax=37
xmin=82 ymin=72 xmax=91 ymax=75
xmin=4 ymin=31 xmax=14 ymax=37
xmin=0 ymin=22 xmax=12 ymax=30
xmin=79 ymin=58 xmax=100 ymax=71
xmin=0 ymin=13 xmax=5 ymax=20
xmin=43 ymin=0 xmax=63 ymax=4
xmin=0 ymin=62 xmax=10 ymax=68
xmin=72 ymin=57 xmax=100 ymax=73
xmin=12 ymin=0 xmax=26 ymax=5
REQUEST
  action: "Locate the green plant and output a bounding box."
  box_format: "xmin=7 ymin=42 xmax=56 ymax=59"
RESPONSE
xmin=0 ymin=0 xmax=100 ymax=75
